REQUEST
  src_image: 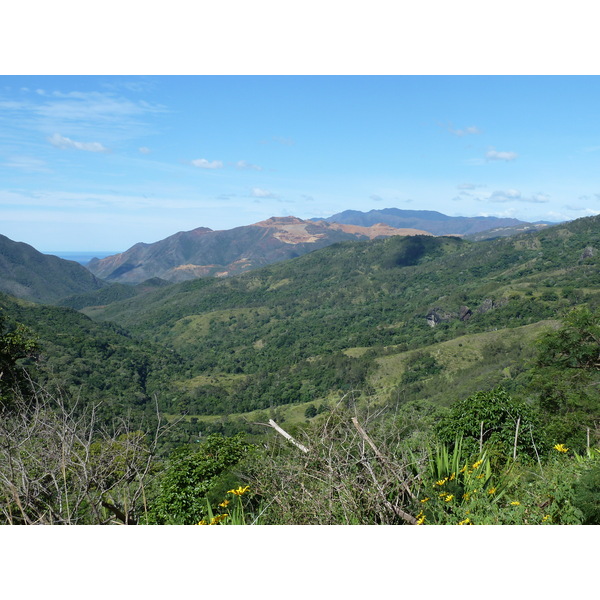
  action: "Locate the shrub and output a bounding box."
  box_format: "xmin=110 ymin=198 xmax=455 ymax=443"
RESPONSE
xmin=435 ymin=387 xmax=547 ymax=462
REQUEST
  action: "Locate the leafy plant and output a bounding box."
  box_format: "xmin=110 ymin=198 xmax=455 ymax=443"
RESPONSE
xmin=150 ymin=433 xmax=250 ymax=524
xmin=435 ymin=387 xmax=547 ymax=462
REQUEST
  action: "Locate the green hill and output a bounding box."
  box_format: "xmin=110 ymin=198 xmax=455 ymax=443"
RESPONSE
xmin=81 ymin=215 xmax=600 ymax=421
xmin=0 ymin=292 xmax=186 ymax=435
xmin=0 ymin=234 xmax=107 ymax=304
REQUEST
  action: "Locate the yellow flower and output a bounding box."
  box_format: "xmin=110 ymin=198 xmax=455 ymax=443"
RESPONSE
xmin=472 ymin=459 xmax=483 ymax=469
xmin=458 ymin=518 xmax=471 ymax=525
xmin=510 ymin=501 xmax=521 ymax=506
xmin=449 ymin=472 xmax=456 ymax=481
xmin=197 ymin=519 xmax=208 ymax=525
xmin=435 ymin=478 xmax=448 ymax=486
xmin=420 ymin=497 xmax=430 ymax=503
xmin=219 ymin=499 xmax=230 ymax=508
xmin=459 ymin=465 xmax=467 ymax=473
xmin=542 ymin=515 xmax=550 ymax=522
xmin=488 ymin=487 xmax=497 ymax=495
xmin=444 ymin=494 xmax=454 ymax=502
xmin=228 ymin=485 xmax=251 ymax=496
xmin=463 ymin=492 xmax=471 ymax=501
xmin=416 ymin=513 xmax=426 ymax=525
xmin=209 ymin=513 xmax=229 ymax=525
xmin=553 ymin=443 xmax=569 ymax=453
xmin=476 ymin=473 xmax=485 ymax=479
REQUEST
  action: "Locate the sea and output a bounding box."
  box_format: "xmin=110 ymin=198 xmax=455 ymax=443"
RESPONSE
xmin=44 ymin=251 xmax=120 ymax=266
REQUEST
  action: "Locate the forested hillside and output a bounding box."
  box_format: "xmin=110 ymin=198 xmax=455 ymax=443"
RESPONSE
xmin=82 ymin=216 xmax=600 ymax=422
xmin=0 ymin=234 xmax=107 ymax=303
xmin=1 ymin=215 xmax=599 ymax=525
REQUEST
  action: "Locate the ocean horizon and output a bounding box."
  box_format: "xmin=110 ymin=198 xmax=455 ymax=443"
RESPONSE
xmin=43 ymin=251 xmax=120 ymax=265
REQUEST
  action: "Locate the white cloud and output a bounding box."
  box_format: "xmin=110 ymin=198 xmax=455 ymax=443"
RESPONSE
xmin=48 ymin=133 xmax=109 ymax=153
xmin=485 ymin=148 xmax=518 ymax=162
xmin=139 ymin=146 xmax=151 ymax=154
xmin=236 ymin=160 xmax=262 ymax=170
xmin=449 ymin=125 xmax=482 ymax=136
xmin=0 ymin=89 xmax=167 ymax=148
xmin=191 ymin=158 xmax=223 ymax=169
xmin=1 ymin=155 xmax=51 ymax=173
xmin=370 ymin=194 xmax=384 ymax=202
xmin=487 ymin=189 xmax=549 ymax=204
xmin=251 ymin=187 xmax=279 ymax=199
xmin=457 ymin=182 xmax=486 ymax=190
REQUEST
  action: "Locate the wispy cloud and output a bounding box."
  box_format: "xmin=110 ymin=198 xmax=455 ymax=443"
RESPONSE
xmin=0 ymin=88 xmax=166 ymax=147
xmin=577 ymin=194 xmax=600 ymax=202
xmin=139 ymin=147 xmax=151 ymax=154
xmin=486 ymin=189 xmax=549 ymax=204
xmin=457 ymin=182 xmax=486 ymax=190
xmin=251 ymin=187 xmax=280 ymax=199
xmin=48 ymin=133 xmax=109 ymax=153
xmin=0 ymin=188 xmax=239 ymax=212
xmin=485 ymin=148 xmax=518 ymax=162
xmin=260 ymin=136 xmax=294 ymax=146
xmin=448 ymin=124 xmax=482 ymax=137
xmin=1 ymin=155 xmax=51 ymax=173
xmin=191 ymin=158 xmax=223 ymax=169
xmin=235 ymin=160 xmax=262 ymax=170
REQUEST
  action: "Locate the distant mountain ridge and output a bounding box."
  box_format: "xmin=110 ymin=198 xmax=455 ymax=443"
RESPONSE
xmin=0 ymin=234 xmax=107 ymax=304
xmin=86 ymin=216 xmax=430 ymax=284
xmin=313 ymin=208 xmax=546 ymax=236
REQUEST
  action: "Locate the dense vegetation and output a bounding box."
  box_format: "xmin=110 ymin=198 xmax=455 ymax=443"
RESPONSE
xmin=81 ymin=216 xmax=600 ymax=425
xmin=0 ymin=214 xmax=598 ymax=524
xmin=0 ymin=233 xmax=106 ymax=303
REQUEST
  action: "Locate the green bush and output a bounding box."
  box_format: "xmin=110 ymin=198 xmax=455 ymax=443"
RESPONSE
xmin=572 ymin=463 xmax=600 ymax=524
xmin=149 ymin=433 xmax=251 ymax=524
xmin=435 ymin=387 xmax=547 ymax=462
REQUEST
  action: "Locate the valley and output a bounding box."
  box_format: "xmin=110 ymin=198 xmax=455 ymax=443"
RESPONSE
xmin=1 ymin=209 xmax=599 ymax=525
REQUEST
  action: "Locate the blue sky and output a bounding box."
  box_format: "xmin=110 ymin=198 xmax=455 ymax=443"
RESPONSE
xmin=2 ymin=75 xmax=600 ymax=252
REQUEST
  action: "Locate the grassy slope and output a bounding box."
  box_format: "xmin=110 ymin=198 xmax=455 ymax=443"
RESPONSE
xmin=71 ymin=215 xmax=600 ymax=421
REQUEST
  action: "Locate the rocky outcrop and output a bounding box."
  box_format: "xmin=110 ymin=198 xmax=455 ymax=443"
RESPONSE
xmin=477 ymin=298 xmax=508 ymax=314
xmin=426 ymin=300 xmax=504 ymax=327
xmin=426 ymin=308 xmax=456 ymax=327
xmin=459 ymin=305 xmax=473 ymax=321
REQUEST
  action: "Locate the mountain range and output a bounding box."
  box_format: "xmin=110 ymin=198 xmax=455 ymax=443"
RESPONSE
xmin=85 ymin=216 xmax=430 ymax=284
xmin=313 ymin=207 xmax=551 ymax=236
xmin=0 ymin=208 xmax=556 ymax=305
xmin=85 ymin=210 xmax=547 ymax=285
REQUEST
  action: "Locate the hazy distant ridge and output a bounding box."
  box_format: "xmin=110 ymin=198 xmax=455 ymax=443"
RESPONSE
xmin=314 ymin=208 xmax=536 ymax=236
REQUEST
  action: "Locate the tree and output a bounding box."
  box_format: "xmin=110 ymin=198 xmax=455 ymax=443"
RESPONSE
xmin=531 ymin=306 xmax=600 ymax=450
xmin=0 ymin=310 xmax=38 ymax=410
xmin=435 ymin=387 xmax=546 ymax=461
xmin=536 ymin=306 xmax=600 ymax=372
